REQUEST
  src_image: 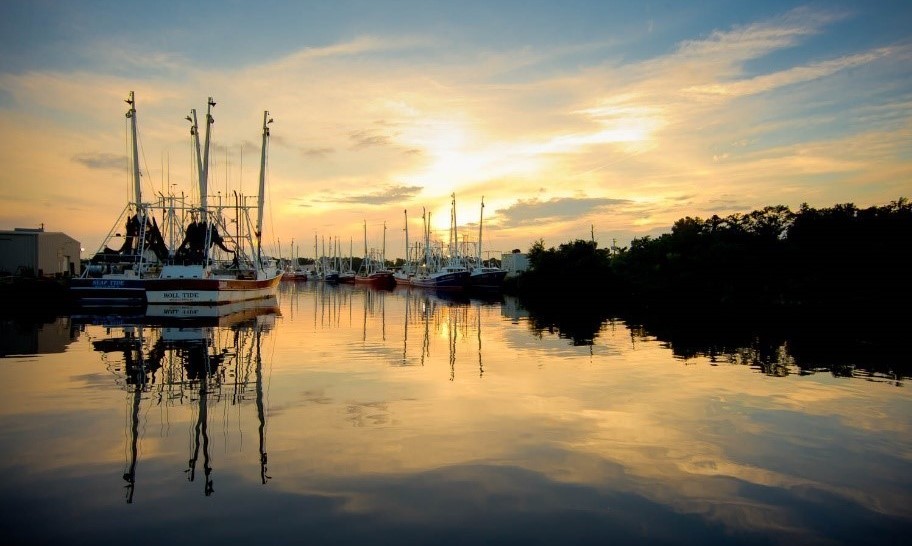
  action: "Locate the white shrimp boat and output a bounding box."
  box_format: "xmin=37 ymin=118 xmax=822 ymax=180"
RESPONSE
xmin=145 ymin=103 xmax=280 ymax=305
xmin=72 ymin=95 xmax=280 ymax=306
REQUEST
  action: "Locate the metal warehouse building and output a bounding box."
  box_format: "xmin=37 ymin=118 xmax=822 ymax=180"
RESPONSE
xmin=0 ymin=227 xmax=81 ymax=277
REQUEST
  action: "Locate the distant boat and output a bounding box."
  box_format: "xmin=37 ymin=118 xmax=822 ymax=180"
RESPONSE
xmin=338 ymin=236 xmax=357 ymax=283
xmin=281 ymin=241 xmax=308 ymax=281
xmin=467 ymin=197 xmax=507 ymax=290
xmin=467 ymin=265 xmax=507 ymax=289
xmin=282 ymin=266 xmax=309 ymax=281
xmin=355 ymin=252 xmax=394 ymax=287
xmin=355 ymin=221 xmax=395 ymax=287
xmin=410 ymin=195 xmax=470 ymax=290
xmin=411 ymin=262 xmax=470 ymax=289
xmin=392 ymin=269 xmax=413 ymax=286
xmin=314 ymin=235 xmax=341 ymax=283
xmin=393 ymin=210 xmax=416 ymax=286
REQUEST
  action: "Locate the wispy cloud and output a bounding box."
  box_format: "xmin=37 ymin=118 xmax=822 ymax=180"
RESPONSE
xmin=350 ymin=129 xmax=393 ymax=149
xmin=302 ymin=147 xmax=335 ymax=158
xmin=674 ymin=7 xmax=843 ymax=62
xmin=279 ymin=35 xmax=433 ymax=65
xmin=72 ymin=152 xmax=127 ymax=171
xmin=684 ymin=48 xmax=895 ymax=97
xmin=316 ymin=185 xmax=424 ymax=206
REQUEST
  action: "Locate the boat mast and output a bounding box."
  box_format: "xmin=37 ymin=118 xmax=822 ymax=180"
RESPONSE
xmin=478 ymin=196 xmax=485 ymax=265
xmin=187 ymin=110 xmax=204 ymax=209
xmin=201 ymin=97 xmax=216 ymax=214
xmin=125 ymin=92 xmax=142 ymax=209
xmin=422 ymin=207 xmax=430 ymax=269
xmin=403 ymin=209 xmax=409 ymax=270
xmin=450 ymin=193 xmax=457 ymax=264
xmin=256 ymin=110 xmax=272 ymax=265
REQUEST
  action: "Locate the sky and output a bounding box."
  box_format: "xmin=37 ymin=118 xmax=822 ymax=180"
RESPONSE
xmin=0 ymin=0 xmax=910 ymax=260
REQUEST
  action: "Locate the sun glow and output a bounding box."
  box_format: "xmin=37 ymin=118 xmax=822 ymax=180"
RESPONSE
xmin=394 ymin=115 xmax=544 ymax=195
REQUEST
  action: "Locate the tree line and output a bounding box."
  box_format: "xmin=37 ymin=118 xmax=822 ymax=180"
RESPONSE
xmin=508 ymin=199 xmax=911 ymax=321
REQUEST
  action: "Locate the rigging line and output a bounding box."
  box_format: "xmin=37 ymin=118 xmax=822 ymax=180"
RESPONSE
xmin=137 ymin=124 xmax=157 ymax=199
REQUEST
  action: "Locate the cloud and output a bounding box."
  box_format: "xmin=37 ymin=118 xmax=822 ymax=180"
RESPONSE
xmin=350 ymin=129 xmax=393 ymax=149
xmin=302 ymin=147 xmax=335 ymax=158
xmin=72 ymin=152 xmax=127 ymax=171
xmin=496 ymin=196 xmax=632 ymax=228
xmin=316 ymin=185 xmax=424 ymax=206
xmin=275 ymin=35 xmax=433 ymax=67
xmin=673 ymin=7 xmax=842 ymax=62
xmin=683 ymin=48 xmax=894 ymax=97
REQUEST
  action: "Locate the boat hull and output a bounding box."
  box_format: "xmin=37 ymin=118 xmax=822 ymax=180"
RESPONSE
xmin=468 ymin=269 xmax=507 ymax=290
xmin=69 ymin=277 xmax=147 ymax=306
xmin=392 ymin=272 xmax=413 ymax=286
xmin=144 ymin=274 xmax=282 ymax=305
xmin=411 ymin=270 xmax=469 ymax=290
xmin=354 ymin=271 xmax=395 ymax=288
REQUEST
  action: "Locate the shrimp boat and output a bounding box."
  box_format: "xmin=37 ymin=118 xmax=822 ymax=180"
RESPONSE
xmin=71 ymin=94 xmax=280 ymax=306
xmin=338 ymin=237 xmax=357 ymax=283
xmin=467 ymin=197 xmax=507 ymax=290
xmin=70 ymin=92 xmax=172 ymax=306
xmin=355 ymin=220 xmax=395 ymax=287
xmin=392 ymin=209 xmax=415 ymax=286
xmin=410 ymin=195 xmax=469 ymax=290
xmin=144 ymin=101 xmax=281 ymax=305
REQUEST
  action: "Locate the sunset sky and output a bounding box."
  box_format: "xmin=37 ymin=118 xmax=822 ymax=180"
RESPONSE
xmin=1 ymin=0 xmax=910 ymax=259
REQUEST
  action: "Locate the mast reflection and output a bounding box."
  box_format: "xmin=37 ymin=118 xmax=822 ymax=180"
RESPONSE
xmin=402 ymin=289 xmax=489 ymax=380
xmin=295 ymin=282 xmax=501 ymax=380
xmin=81 ymin=298 xmax=280 ymax=503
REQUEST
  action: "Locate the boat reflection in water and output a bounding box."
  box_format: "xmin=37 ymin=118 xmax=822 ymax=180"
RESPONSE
xmin=300 ymin=282 xmax=501 ymax=381
xmin=80 ymin=298 xmax=279 ymax=503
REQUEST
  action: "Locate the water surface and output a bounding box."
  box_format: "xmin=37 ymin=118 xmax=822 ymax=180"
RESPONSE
xmin=1 ymin=282 xmax=909 ymax=545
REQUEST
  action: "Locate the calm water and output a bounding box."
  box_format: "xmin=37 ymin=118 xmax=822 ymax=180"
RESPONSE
xmin=1 ymin=282 xmax=910 ymax=545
